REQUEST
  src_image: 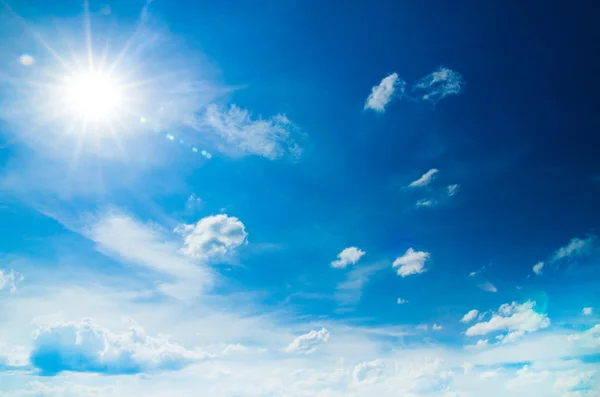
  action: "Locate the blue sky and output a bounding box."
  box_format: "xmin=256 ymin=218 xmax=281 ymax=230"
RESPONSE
xmin=0 ymin=0 xmax=599 ymax=396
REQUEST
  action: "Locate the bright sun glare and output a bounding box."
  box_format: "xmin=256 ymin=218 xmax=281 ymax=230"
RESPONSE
xmin=64 ymin=72 xmax=124 ymax=120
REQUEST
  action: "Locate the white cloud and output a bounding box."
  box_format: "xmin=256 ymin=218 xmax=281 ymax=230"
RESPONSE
xmin=175 ymin=214 xmax=247 ymax=259
xmin=550 ymin=235 xmax=596 ymax=263
xmin=555 ymin=371 xmax=596 ymax=393
xmin=414 ymin=67 xmax=464 ymax=102
xmin=469 ymin=271 xmax=478 ymax=277
xmin=506 ymin=365 xmax=550 ymax=390
xmin=461 ymin=310 xmax=479 ymax=323
xmin=583 ymin=307 xmax=593 ymax=316
xmin=477 ymin=281 xmax=497 ymax=293
xmin=466 ymin=301 xmax=550 ymax=339
xmin=352 ymin=359 xmax=384 ymax=385
xmin=475 ymin=339 xmax=488 ymax=348
xmin=0 ymin=268 xmax=23 ymax=293
xmin=533 ymin=261 xmax=544 ymax=275
xmin=415 ymin=198 xmax=436 ymax=208
xmin=331 ymin=247 xmax=366 ymax=269
xmin=185 ymin=194 xmax=202 ymax=211
xmin=393 ymin=248 xmax=429 ymax=277
xmin=285 ymin=328 xmax=330 ymax=354
xmin=397 ymin=298 xmax=408 ymax=305
xmin=29 ymin=319 xmax=208 ymax=375
xmin=364 ymin=73 xmax=405 ymax=112
xmin=568 ymin=324 xmax=600 ymax=350
xmin=335 ymin=262 xmax=387 ymax=305
xmin=480 ymin=369 xmax=499 ymax=379
xmin=408 ymin=168 xmax=439 ymax=188
xmin=202 ymin=104 xmax=302 ymax=159
xmin=433 ymin=324 xmax=443 ymax=331
xmin=447 ymin=184 xmax=460 ymax=197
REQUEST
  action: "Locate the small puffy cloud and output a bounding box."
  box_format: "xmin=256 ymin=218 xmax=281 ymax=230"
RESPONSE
xmin=446 ymin=184 xmax=460 ymax=197
xmin=469 ymin=271 xmax=478 ymax=277
xmin=397 ymin=298 xmax=408 ymax=305
xmin=461 ymin=362 xmax=474 ymax=374
xmin=414 ymin=67 xmax=464 ymax=102
xmin=461 ymin=309 xmax=479 ymax=323
xmin=393 ymin=248 xmax=430 ymax=277
xmin=176 ymin=214 xmax=247 ymax=259
xmin=331 ymin=247 xmax=366 ymax=269
xmin=285 ymin=328 xmax=330 ymax=354
xmin=364 ymin=72 xmax=405 ymax=112
xmin=583 ymin=307 xmax=593 ymax=316
xmin=202 ymin=104 xmax=302 ymax=159
xmin=533 ymin=261 xmax=544 ymax=275
xmin=551 ymin=235 xmax=596 ymax=263
xmin=29 ymin=319 xmax=207 ymax=375
xmin=465 ymin=301 xmax=550 ymax=340
xmin=433 ymin=324 xmax=443 ymax=331
xmin=477 ymin=281 xmax=497 ymax=293
xmin=352 ymin=359 xmax=385 ymax=385
xmin=408 ymin=168 xmax=439 ymax=188
xmin=415 ymin=198 xmax=436 ymax=208
xmin=0 ymin=268 xmax=23 ymax=293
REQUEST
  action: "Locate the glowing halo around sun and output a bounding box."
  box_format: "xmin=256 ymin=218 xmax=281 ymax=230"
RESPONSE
xmin=63 ymin=71 xmax=124 ymax=121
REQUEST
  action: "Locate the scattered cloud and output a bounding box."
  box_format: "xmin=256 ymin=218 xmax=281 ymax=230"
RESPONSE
xmin=396 ymin=298 xmax=408 ymax=305
xmin=352 ymin=359 xmax=385 ymax=385
xmin=201 ymin=104 xmax=302 ymax=159
xmin=29 ymin=319 xmax=208 ymax=375
xmin=393 ymin=248 xmax=430 ymax=277
xmin=335 ymin=262 xmax=387 ymax=305
xmin=408 ymin=168 xmax=439 ymax=188
xmin=477 ymin=281 xmax=497 ymax=293
xmin=413 ymin=67 xmax=464 ymax=102
xmin=550 ymin=235 xmax=596 ymax=263
xmin=0 ymin=268 xmax=23 ymax=293
xmin=175 ymin=214 xmax=247 ymax=259
xmin=433 ymin=324 xmax=444 ymax=331
xmin=506 ymin=365 xmax=550 ymax=390
xmin=285 ymin=328 xmax=330 ymax=354
xmin=331 ymin=247 xmax=366 ymax=269
xmin=185 ymin=194 xmax=202 ymax=211
xmin=446 ymin=184 xmax=460 ymax=197
xmin=480 ymin=369 xmax=499 ymax=379
xmin=465 ymin=301 xmax=550 ymax=341
xmin=469 ymin=271 xmax=478 ymax=277
xmin=533 ymin=261 xmax=544 ymax=275
xmin=461 ymin=309 xmax=479 ymax=323
xmin=583 ymin=307 xmax=593 ymax=316
xmin=415 ymin=198 xmax=436 ymax=208
xmin=364 ymin=73 xmax=405 ymax=112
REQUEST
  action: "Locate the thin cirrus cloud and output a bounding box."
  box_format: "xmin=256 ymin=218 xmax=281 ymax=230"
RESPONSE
xmin=0 ymin=268 xmax=23 ymax=293
xmin=364 ymin=72 xmax=405 ymax=112
xmin=285 ymin=328 xmax=330 ymax=354
xmin=477 ymin=281 xmax=497 ymax=293
xmin=393 ymin=248 xmax=430 ymax=277
xmin=408 ymin=168 xmax=439 ymax=188
xmin=550 ymin=235 xmax=596 ymax=263
xmin=331 ymin=247 xmax=366 ymax=268
xmin=446 ymin=184 xmax=460 ymax=197
xmin=413 ymin=67 xmax=464 ymax=102
xmin=533 ymin=261 xmax=544 ymax=275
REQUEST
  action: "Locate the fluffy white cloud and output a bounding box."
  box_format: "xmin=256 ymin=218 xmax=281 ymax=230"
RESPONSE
xmin=364 ymin=73 xmax=405 ymax=112
xmin=568 ymin=324 xmax=600 ymax=349
xmin=0 ymin=268 xmax=23 ymax=293
xmin=447 ymin=184 xmax=460 ymax=197
xmin=352 ymin=359 xmax=385 ymax=385
xmin=466 ymin=301 xmax=550 ymax=340
xmin=397 ymin=298 xmax=408 ymax=305
xmin=202 ymin=104 xmax=302 ymax=159
xmin=533 ymin=261 xmax=544 ymax=275
xmin=393 ymin=248 xmax=429 ymax=277
xmin=29 ymin=319 xmax=208 ymax=375
xmin=176 ymin=214 xmax=247 ymax=259
xmin=413 ymin=67 xmax=464 ymax=102
xmin=409 ymin=168 xmax=439 ymax=188
xmin=583 ymin=307 xmax=593 ymax=316
xmin=285 ymin=328 xmax=330 ymax=354
xmin=551 ymin=235 xmax=596 ymax=263
xmin=461 ymin=310 xmax=479 ymax=323
xmin=477 ymin=281 xmax=497 ymax=293
xmin=555 ymin=371 xmax=597 ymax=394
xmin=331 ymin=247 xmax=366 ymax=268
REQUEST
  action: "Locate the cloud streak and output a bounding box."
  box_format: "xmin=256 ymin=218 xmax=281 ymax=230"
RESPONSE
xmin=364 ymin=73 xmax=405 ymax=112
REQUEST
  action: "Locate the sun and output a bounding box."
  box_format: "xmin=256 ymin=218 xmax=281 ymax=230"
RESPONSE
xmin=63 ymin=71 xmax=124 ymax=121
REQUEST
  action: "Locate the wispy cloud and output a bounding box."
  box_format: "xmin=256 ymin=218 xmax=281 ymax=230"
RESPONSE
xmin=582 ymin=307 xmax=593 ymax=316
xmin=415 ymin=198 xmax=436 ymax=208
xmin=461 ymin=309 xmax=479 ymax=323
xmin=331 ymin=247 xmax=366 ymax=269
xmin=0 ymin=268 xmax=23 ymax=293
xmin=446 ymin=184 xmax=460 ymax=197
xmin=477 ymin=281 xmax=497 ymax=293
xmin=533 ymin=261 xmax=544 ymax=275
xmin=364 ymin=73 xmax=405 ymax=112
xmin=335 ymin=262 xmax=387 ymax=305
xmin=550 ymin=235 xmax=596 ymax=263
xmin=285 ymin=328 xmax=330 ymax=354
xmin=408 ymin=168 xmax=439 ymax=188
xmin=413 ymin=67 xmax=464 ymax=102
xmin=393 ymin=248 xmax=429 ymax=277
xmin=396 ymin=298 xmax=408 ymax=305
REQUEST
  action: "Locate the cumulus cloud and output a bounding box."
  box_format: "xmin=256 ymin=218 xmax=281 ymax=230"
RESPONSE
xmin=413 ymin=67 xmax=464 ymax=102
xmin=0 ymin=268 xmax=23 ymax=293
xmin=432 ymin=324 xmax=443 ymax=331
xmin=364 ymin=73 xmax=405 ymax=112
xmin=393 ymin=248 xmax=429 ymax=277
xmin=285 ymin=328 xmax=330 ymax=354
xmin=461 ymin=309 xmax=479 ymax=323
xmin=352 ymin=359 xmax=385 ymax=385
xmin=331 ymin=247 xmax=366 ymax=269
xmin=465 ymin=301 xmax=550 ymax=341
xmin=533 ymin=261 xmax=544 ymax=275
xmin=202 ymin=104 xmax=302 ymax=159
xmin=397 ymin=298 xmax=408 ymax=305
xmin=408 ymin=168 xmax=439 ymax=188
xmin=477 ymin=281 xmax=497 ymax=293
xmin=29 ymin=319 xmax=208 ymax=375
xmin=550 ymin=235 xmax=596 ymax=263
xmin=176 ymin=214 xmax=247 ymax=259
xmin=446 ymin=184 xmax=460 ymax=197
xmin=583 ymin=307 xmax=593 ymax=316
